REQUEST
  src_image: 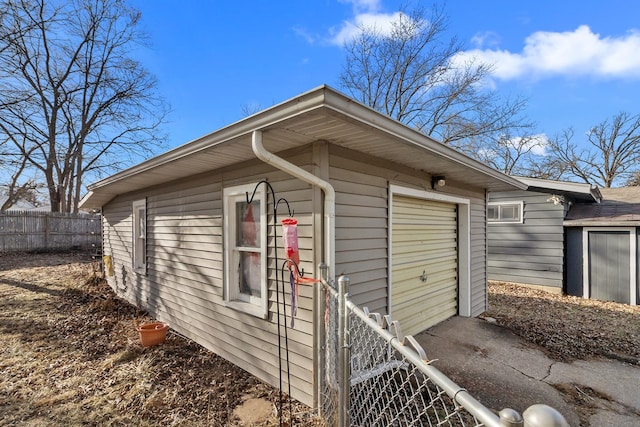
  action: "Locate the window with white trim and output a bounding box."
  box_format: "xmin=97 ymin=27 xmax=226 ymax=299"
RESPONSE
xmin=223 ymin=183 xmax=268 ymax=318
xmin=488 ymin=201 xmax=523 ymax=223
xmin=132 ymin=199 xmax=147 ymax=273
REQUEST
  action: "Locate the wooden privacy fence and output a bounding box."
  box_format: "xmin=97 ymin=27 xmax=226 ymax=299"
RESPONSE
xmin=0 ymin=211 xmax=101 ymax=252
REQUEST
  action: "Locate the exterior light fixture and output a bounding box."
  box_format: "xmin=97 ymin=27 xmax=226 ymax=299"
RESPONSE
xmin=431 ymin=176 xmax=446 ymax=190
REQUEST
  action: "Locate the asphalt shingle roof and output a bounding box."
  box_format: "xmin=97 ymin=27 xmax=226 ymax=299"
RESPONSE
xmin=565 ymin=187 xmax=640 ymax=225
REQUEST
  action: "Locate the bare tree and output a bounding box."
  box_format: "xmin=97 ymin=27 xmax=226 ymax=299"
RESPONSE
xmin=240 ymin=102 xmax=263 ymax=118
xmin=0 ymin=0 xmax=167 ymax=212
xmin=626 ymin=172 xmax=640 ymax=187
xmin=0 ymin=138 xmax=42 ymax=210
xmin=338 ymin=4 xmax=533 ymax=150
xmin=524 ymin=155 xmax=569 ymax=181
xmin=1 ymin=177 xmax=41 ymax=211
xmin=548 ymin=112 xmax=640 ymax=188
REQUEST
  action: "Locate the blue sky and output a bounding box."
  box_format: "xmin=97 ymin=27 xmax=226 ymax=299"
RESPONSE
xmin=130 ymin=0 xmax=640 ymax=152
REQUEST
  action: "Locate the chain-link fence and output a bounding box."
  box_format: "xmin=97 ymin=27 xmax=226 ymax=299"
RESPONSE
xmin=318 ymin=274 xmax=569 ymax=427
xmin=319 ymin=275 xmax=339 ymax=427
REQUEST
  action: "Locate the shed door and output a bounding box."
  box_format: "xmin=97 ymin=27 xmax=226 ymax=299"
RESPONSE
xmin=588 ymin=230 xmax=631 ymax=304
xmin=391 ymin=195 xmax=458 ymax=336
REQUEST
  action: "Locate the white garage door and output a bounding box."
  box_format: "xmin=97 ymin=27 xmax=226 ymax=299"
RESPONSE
xmin=391 ymin=195 xmax=458 ymax=336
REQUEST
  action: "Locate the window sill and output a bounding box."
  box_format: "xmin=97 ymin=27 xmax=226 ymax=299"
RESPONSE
xmin=223 ymin=299 xmax=267 ymax=319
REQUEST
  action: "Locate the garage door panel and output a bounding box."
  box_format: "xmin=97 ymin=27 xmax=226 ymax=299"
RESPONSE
xmin=394 ymin=294 xmax=457 ymax=334
xmin=393 ymin=251 xmax=458 ymax=265
xmin=393 ymin=278 xmax=458 ymax=306
xmin=393 ymin=220 xmax=456 ymax=228
xmin=393 ymin=249 xmax=458 ymax=266
xmin=391 ymin=195 xmax=458 ymax=336
xmin=397 ymin=285 xmax=455 ymax=310
xmin=393 ymin=241 xmax=456 ymax=252
xmin=393 ymin=226 xmax=457 ymax=236
xmin=393 ymin=260 xmax=457 ymax=282
xmin=394 ymin=219 xmax=455 ymax=228
xmin=392 ymin=238 xmax=457 ymax=251
xmin=394 ymin=199 xmax=456 ymax=212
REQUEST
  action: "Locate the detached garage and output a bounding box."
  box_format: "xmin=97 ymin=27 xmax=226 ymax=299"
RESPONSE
xmin=80 ymin=85 xmax=525 ymax=406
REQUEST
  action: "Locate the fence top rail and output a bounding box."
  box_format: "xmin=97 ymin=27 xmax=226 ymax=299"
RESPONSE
xmin=0 ymin=211 xmax=99 ymax=218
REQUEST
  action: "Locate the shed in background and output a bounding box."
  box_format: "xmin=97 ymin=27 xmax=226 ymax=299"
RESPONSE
xmin=565 ymin=187 xmax=640 ymax=305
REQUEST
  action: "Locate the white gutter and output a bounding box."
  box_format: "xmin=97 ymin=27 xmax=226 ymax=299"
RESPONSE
xmin=251 ymin=130 xmax=336 ymax=279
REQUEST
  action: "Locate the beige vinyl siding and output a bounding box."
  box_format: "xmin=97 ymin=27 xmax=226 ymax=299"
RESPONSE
xmin=101 ymin=150 xmax=317 ymax=406
xmin=469 ymin=190 xmax=488 ymax=316
xmin=330 ymin=152 xmax=390 ymax=313
xmin=488 ymin=190 xmax=566 ymax=289
xmin=328 ymin=145 xmax=488 ymax=318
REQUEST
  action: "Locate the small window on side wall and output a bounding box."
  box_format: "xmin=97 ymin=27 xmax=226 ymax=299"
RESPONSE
xmin=132 ymin=199 xmax=147 ymax=273
xmin=223 ymin=183 xmax=268 ymax=318
xmin=488 ymin=201 xmax=523 ymax=223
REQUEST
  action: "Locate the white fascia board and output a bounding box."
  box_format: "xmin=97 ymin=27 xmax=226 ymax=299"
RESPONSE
xmin=516 ymin=177 xmax=594 ymax=194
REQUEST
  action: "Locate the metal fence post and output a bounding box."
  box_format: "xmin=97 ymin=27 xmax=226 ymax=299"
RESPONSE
xmin=316 ymin=263 xmax=328 ymax=413
xmin=337 ymin=275 xmax=350 ymax=427
xmin=522 ymin=404 xmax=569 ymax=427
xmin=499 ymin=408 xmax=524 ymax=427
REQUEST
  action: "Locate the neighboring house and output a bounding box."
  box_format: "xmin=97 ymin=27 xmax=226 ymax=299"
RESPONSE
xmin=79 ymin=85 xmax=525 ymax=406
xmin=489 ymin=177 xmax=639 ymax=306
xmin=0 ymin=185 xmax=49 ymax=211
xmin=488 ymin=177 xmax=601 ymax=292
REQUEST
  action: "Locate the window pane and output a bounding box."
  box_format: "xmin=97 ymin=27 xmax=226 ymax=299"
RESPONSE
xmin=487 ymin=206 xmax=497 ymax=220
xmin=239 ymin=251 xmax=262 ymax=298
xmin=237 ymin=201 xmax=260 ymax=247
xmin=138 ymin=208 xmax=146 ymax=238
xmin=501 ymin=205 xmax=516 ymax=220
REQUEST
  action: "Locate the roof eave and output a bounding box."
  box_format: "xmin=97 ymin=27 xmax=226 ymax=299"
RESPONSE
xmin=322 ymin=89 xmax=527 ymax=192
xmin=80 ymin=85 xmax=526 ymax=208
xmin=515 ymin=176 xmax=600 ymax=202
xmin=85 ymin=85 xmax=332 ymax=194
xmin=564 ymin=220 xmax=640 ymax=227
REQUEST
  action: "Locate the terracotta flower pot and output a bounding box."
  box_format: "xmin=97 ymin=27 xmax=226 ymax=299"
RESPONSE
xmin=137 ymin=322 xmax=168 ymax=347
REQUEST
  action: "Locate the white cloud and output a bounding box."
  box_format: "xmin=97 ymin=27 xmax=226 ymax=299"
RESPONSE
xmin=339 ymin=0 xmax=382 ymax=13
xmin=329 ymin=11 xmax=403 ymax=45
xmin=457 ymin=25 xmax=640 ymax=80
xmin=508 ymin=134 xmax=549 ymax=156
xmin=293 ymin=26 xmax=316 ymax=44
xmin=470 ymin=31 xmax=501 ymax=49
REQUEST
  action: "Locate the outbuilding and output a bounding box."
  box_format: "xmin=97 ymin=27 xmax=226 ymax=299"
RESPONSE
xmin=565 ymin=187 xmax=640 ymax=305
xmin=80 ymin=85 xmax=525 ymax=406
xmin=488 ymin=177 xmax=639 ymax=306
xmin=488 ymin=177 xmax=601 ymax=292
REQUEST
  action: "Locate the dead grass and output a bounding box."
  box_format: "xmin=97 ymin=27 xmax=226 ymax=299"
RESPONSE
xmin=0 ymin=252 xmax=320 ymax=426
xmin=486 ymin=281 xmax=640 ymax=363
xmin=4 ymin=253 xmax=638 ymax=425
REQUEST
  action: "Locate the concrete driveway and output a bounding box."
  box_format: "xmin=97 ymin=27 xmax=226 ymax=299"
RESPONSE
xmin=414 ymin=316 xmax=640 ymax=427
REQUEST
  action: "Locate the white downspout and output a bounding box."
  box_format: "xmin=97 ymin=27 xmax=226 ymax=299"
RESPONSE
xmin=251 ymin=130 xmax=336 ymax=280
